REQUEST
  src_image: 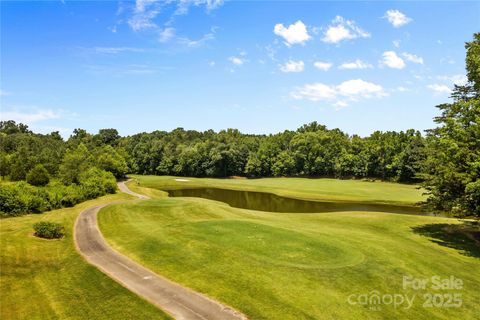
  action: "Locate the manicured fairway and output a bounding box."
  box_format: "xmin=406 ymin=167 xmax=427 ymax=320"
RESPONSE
xmin=98 ymin=177 xmax=480 ymax=320
xmin=0 ymin=193 xmax=172 ymax=320
xmin=130 ymin=175 xmax=425 ymax=205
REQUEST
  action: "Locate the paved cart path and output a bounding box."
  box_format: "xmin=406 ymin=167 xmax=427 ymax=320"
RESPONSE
xmin=74 ymin=180 xmax=247 ymax=320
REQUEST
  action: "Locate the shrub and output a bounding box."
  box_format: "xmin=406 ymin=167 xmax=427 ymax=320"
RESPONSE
xmin=26 ymin=164 xmax=50 ymax=186
xmin=60 ymin=184 xmax=84 ymax=207
xmin=79 ymin=167 xmax=117 ymax=199
xmin=0 ymin=184 xmax=23 ymax=216
xmin=0 ymin=168 xmax=117 ymax=217
xmin=33 ymin=221 xmax=65 ymax=239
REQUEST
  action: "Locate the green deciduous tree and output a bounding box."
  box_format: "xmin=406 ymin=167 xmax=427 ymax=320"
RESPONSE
xmin=59 ymin=143 xmax=90 ymax=184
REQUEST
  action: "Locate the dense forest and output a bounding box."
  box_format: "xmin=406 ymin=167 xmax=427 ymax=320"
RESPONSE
xmin=0 ymin=33 xmax=478 ymax=218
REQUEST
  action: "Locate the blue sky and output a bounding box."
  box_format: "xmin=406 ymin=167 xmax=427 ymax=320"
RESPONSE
xmin=1 ymin=1 xmax=479 ymax=137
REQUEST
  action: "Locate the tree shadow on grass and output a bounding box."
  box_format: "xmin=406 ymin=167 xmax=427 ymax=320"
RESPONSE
xmin=412 ymin=221 xmax=480 ymax=258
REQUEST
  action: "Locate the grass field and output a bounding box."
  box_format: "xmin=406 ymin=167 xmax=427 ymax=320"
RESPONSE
xmin=130 ymin=175 xmax=425 ymax=205
xmin=97 ymin=176 xmax=480 ymax=320
xmin=0 ymin=193 xmax=172 ymax=320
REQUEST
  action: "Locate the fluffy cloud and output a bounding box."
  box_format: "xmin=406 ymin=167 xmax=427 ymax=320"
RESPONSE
xmin=402 ymin=52 xmax=424 ymax=64
xmin=229 ymin=56 xmax=245 ymax=65
xmin=427 ymin=84 xmax=451 ymax=94
xmin=385 ymin=10 xmax=412 ymax=28
xmin=336 ymin=79 xmax=386 ymax=98
xmin=291 ymin=83 xmax=337 ymax=101
xmin=313 ymin=61 xmax=333 ymax=71
xmin=280 ymin=60 xmax=305 ymax=73
xmin=339 ymin=59 xmax=372 ymax=70
xmin=322 ymin=16 xmax=370 ymax=44
xmin=291 ymin=79 xmax=387 ymax=107
xmin=274 ymin=20 xmax=311 ymax=46
xmin=381 ymin=51 xmax=406 ymax=69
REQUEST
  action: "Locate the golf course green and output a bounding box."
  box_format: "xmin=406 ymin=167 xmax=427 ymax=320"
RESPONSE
xmin=95 ymin=176 xmax=480 ymax=320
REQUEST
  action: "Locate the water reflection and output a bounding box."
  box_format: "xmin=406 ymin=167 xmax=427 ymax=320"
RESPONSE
xmin=165 ymin=188 xmax=424 ymax=215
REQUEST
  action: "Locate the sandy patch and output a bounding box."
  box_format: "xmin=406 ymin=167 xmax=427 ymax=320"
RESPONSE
xmin=174 ymin=179 xmax=190 ymax=182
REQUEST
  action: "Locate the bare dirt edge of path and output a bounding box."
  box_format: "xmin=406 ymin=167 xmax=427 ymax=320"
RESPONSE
xmin=74 ymin=180 xmax=248 ymax=320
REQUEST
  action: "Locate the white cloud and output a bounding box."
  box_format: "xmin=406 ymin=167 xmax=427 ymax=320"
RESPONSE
xmin=336 ymin=79 xmax=386 ymax=98
xmin=0 ymin=109 xmax=61 ymax=124
xmin=126 ymin=0 xmax=223 ymax=45
xmin=174 ymin=0 xmax=224 ymax=15
xmin=313 ymin=61 xmax=333 ymax=71
xmin=204 ymin=0 xmax=224 ymax=11
xmin=159 ymin=27 xmax=175 ymax=42
xmin=273 ymin=20 xmax=311 ymax=46
xmin=402 ymin=52 xmax=424 ymax=64
xmin=178 ymin=29 xmax=216 ymax=47
xmin=84 ymin=64 xmax=163 ymax=76
xmin=229 ymin=56 xmax=245 ymax=65
xmin=393 ymin=39 xmax=401 ymax=48
xmin=333 ymin=101 xmax=349 ymax=109
xmin=291 ymin=79 xmax=387 ymax=107
xmin=322 ymin=16 xmax=370 ymax=44
xmin=339 ymin=59 xmax=372 ymax=70
xmin=93 ymin=47 xmax=146 ymax=54
xmin=396 ymin=86 xmax=410 ymax=92
xmin=128 ymin=0 xmax=161 ymax=31
xmin=385 ymin=10 xmax=412 ymax=28
xmin=437 ymin=74 xmax=468 ymax=86
xmin=381 ymin=51 xmax=406 ymax=69
xmin=427 ymin=84 xmax=451 ymax=94
xmin=291 ymin=83 xmax=337 ymax=101
xmin=280 ymin=60 xmax=305 ymax=73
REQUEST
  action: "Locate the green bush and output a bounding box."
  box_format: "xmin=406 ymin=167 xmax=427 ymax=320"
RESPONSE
xmin=0 ymin=167 xmax=118 ymax=217
xmin=33 ymin=221 xmax=65 ymax=239
xmin=79 ymin=167 xmax=117 ymax=199
xmin=26 ymin=164 xmax=50 ymax=186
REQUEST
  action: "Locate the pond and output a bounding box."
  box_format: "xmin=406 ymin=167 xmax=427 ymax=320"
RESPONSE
xmin=164 ymin=187 xmax=425 ymax=215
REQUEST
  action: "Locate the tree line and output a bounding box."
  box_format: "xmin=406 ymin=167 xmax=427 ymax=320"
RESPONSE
xmin=0 ymin=33 xmax=478 ymax=218
xmin=121 ymin=124 xmax=425 ymax=182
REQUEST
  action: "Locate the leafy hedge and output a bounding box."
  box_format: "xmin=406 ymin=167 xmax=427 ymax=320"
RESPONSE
xmin=0 ymin=168 xmax=116 ymax=217
xmin=33 ymin=221 xmax=65 ymax=239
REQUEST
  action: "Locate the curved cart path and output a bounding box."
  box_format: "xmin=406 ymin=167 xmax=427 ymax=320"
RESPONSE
xmin=74 ymin=181 xmax=247 ymax=320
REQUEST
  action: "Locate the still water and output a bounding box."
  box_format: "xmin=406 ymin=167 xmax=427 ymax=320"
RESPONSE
xmin=165 ymin=187 xmax=423 ymax=215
